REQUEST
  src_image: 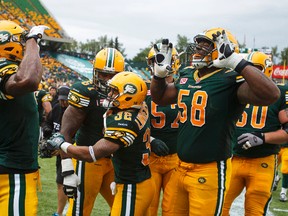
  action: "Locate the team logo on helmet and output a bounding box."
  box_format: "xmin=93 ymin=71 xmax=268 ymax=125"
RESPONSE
xmin=124 ymin=84 xmax=137 ymax=94
xmin=0 ymin=31 xmax=10 ymax=44
xmin=265 ymin=59 xmax=272 ymax=68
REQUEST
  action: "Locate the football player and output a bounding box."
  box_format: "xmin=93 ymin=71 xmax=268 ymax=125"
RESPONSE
xmin=55 ymin=48 xmax=124 ymax=216
xmin=222 ymin=51 xmax=288 ymax=215
xmin=48 ymin=72 xmax=155 ymax=216
xmin=145 ymin=44 xmax=180 ymax=216
xmin=0 ymin=20 xmax=48 ymax=216
xmin=150 ymin=29 xmax=280 ymax=215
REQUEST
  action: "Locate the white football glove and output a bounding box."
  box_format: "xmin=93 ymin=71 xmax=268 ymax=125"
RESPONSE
xmin=153 ymin=39 xmax=173 ymax=78
xmin=61 ymin=158 xmax=80 ymax=199
xmin=63 ymin=174 xmax=81 ymax=199
xmin=210 ymin=30 xmax=245 ymax=72
xmin=26 ymin=25 xmax=49 ymax=44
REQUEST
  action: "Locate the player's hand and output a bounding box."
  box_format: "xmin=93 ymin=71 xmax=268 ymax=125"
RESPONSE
xmin=26 ymin=25 xmax=49 ymax=43
xmin=153 ymin=39 xmax=173 ymax=78
xmin=47 ymin=132 xmax=65 ymax=150
xmin=210 ymin=30 xmax=246 ymax=73
xmin=151 ymin=138 xmax=169 ymax=156
xmin=237 ymin=132 xmax=265 ymax=150
xmin=63 ymin=174 xmax=80 ymax=199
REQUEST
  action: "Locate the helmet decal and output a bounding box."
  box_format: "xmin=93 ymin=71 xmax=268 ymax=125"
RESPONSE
xmin=0 ymin=31 xmax=10 ymax=44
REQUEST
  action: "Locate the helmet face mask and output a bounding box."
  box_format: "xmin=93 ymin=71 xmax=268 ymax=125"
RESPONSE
xmin=186 ymin=28 xmax=239 ymax=69
xmin=0 ymin=20 xmax=27 ymax=61
xmin=146 ymin=43 xmax=180 ymax=77
xmin=93 ymin=48 xmax=125 ymax=91
xmin=102 ymin=72 xmax=147 ymax=110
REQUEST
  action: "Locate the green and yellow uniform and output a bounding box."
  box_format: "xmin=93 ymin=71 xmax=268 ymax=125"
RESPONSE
xmin=66 ymin=80 xmax=114 ymax=216
xmin=104 ymin=102 xmax=155 ymax=216
xmin=0 ymin=59 xmax=39 ymax=216
xmin=223 ymin=84 xmax=288 ymax=216
xmin=162 ymin=67 xmax=245 ymax=216
xmin=146 ymin=84 xmax=179 ymax=215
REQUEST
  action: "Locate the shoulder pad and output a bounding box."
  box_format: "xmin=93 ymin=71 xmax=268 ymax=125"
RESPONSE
xmin=0 ymin=64 xmax=18 ymax=79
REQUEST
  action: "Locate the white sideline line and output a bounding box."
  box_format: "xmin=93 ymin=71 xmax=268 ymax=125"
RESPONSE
xmin=273 ymin=208 xmax=288 ymax=212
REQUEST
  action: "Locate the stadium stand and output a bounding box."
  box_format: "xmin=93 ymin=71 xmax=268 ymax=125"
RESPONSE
xmin=1 ymin=0 xmax=151 ymax=90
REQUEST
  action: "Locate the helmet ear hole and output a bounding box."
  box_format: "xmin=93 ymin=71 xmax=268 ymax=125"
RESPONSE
xmin=125 ymin=97 xmax=132 ymax=102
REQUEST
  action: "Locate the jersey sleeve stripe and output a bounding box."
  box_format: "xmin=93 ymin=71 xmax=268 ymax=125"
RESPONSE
xmin=105 ymin=127 xmax=138 ymax=137
xmin=69 ymin=90 xmax=90 ymax=100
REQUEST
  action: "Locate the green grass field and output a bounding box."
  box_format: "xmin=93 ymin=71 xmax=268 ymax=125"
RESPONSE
xmin=38 ymin=157 xmax=288 ymax=216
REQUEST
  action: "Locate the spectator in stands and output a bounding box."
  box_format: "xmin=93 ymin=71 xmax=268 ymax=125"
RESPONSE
xmin=49 ymin=86 xmax=58 ymax=108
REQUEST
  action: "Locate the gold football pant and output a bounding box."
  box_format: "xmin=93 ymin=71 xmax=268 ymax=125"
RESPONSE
xmin=149 ymin=152 xmax=178 ymax=216
xmin=222 ymin=155 xmax=277 ymax=216
xmin=0 ymin=171 xmax=39 ymax=216
xmin=66 ymin=157 xmax=114 ymax=216
xmin=162 ymin=159 xmax=231 ymax=216
xmin=278 ymin=147 xmax=288 ymax=174
xmin=111 ymin=177 xmax=155 ymax=216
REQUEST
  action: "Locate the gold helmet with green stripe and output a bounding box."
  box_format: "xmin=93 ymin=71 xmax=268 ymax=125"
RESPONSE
xmin=246 ymin=51 xmax=273 ymax=78
xmin=93 ymin=48 xmax=125 ymax=91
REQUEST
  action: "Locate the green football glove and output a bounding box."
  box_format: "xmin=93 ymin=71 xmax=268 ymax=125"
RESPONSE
xmin=47 ymin=132 xmax=65 ymax=150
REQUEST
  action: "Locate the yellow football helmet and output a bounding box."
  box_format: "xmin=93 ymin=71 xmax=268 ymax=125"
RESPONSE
xmin=246 ymin=51 xmax=273 ymax=78
xmin=102 ymin=71 xmax=147 ymax=109
xmin=146 ymin=43 xmax=181 ymax=76
xmin=0 ymin=20 xmax=27 ymax=62
xmin=93 ymin=48 xmax=125 ymax=91
xmin=186 ymin=27 xmax=239 ymax=69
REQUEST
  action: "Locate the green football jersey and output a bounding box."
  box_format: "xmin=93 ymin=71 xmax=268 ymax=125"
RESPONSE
xmin=0 ymin=60 xmax=39 ymax=171
xmin=68 ymin=80 xmax=106 ymax=146
xmin=146 ymin=84 xmax=179 ymax=154
xmin=233 ymin=83 xmax=288 ymax=157
xmin=104 ymin=103 xmax=151 ymax=184
xmin=175 ymin=67 xmax=245 ymax=163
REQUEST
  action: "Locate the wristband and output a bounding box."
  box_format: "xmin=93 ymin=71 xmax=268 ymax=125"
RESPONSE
xmin=89 ymin=146 xmax=97 ymax=162
xmin=61 ymin=142 xmax=72 ymax=153
xmin=235 ymin=59 xmax=253 ymax=74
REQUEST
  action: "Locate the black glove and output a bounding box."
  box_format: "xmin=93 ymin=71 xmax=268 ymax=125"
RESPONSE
xmin=237 ymin=132 xmax=265 ymax=150
xmin=42 ymin=128 xmax=52 ymax=139
xmin=150 ymin=138 xmax=169 ymax=156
